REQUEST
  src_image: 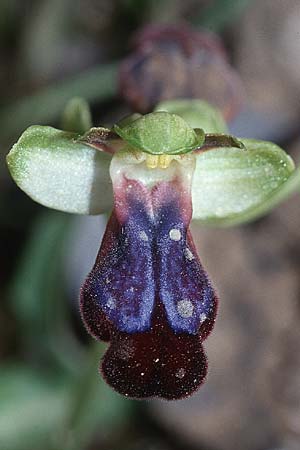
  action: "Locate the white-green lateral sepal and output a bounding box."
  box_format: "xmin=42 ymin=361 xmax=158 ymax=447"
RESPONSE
xmin=154 ymin=99 xmax=228 ymax=133
xmin=192 ymin=138 xmax=296 ymax=226
xmin=6 ymin=126 xmax=113 ymax=214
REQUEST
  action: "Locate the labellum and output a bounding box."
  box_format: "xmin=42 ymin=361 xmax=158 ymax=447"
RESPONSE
xmin=80 ymin=149 xmax=218 ymax=399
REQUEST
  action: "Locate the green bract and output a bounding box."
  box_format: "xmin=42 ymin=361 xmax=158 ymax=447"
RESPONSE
xmin=114 ymin=111 xmax=205 ymax=155
xmin=154 ymin=99 xmax=228 ymax=133
xmin=192 ymin=139 xmax=296 ymax=225
xmin=6 ymin=126 xmax=112 ymax=215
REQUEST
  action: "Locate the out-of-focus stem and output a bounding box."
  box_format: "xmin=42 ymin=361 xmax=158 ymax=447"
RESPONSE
xmin=61 ymin=341 xmax=105 ymax=450
xmin=0 ymin=62 xmax=118 ymax=143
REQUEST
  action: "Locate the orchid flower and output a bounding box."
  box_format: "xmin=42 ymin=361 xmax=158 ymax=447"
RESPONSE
xmin=6 ymin=99 xmax=298 ymax=400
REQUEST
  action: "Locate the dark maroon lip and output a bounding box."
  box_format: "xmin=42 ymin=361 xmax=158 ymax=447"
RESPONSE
xmin=80 ymin=165 xmax=218 ymax=400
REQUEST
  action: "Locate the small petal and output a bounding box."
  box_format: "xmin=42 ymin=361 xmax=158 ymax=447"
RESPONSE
xmin=200 ymin=133 xmax=245 ymax=151
xmin=192 ymin=138 xmax=295 ymax=225
xmin=79 ymin=127 xmax=124 ymax=154
xmin=6 ymin=126 xmax=113 ymax=215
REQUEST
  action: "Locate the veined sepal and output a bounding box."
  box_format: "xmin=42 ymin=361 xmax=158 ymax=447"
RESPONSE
xmin=191 ymin=138 xmax=296 ymax=226
xmin=6 ymin=125 xmax=113 ymax=215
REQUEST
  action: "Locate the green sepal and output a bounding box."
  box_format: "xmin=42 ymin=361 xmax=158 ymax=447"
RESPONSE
xmin=6 ymin=125 xmax=113 ymax=215
xmin=154 ymin=99 xmax=228 ymax=133
xmin=113 ymin=111 xmax=205 ymax=155
xmin=192 ymin=138 xmax=296 ymax=226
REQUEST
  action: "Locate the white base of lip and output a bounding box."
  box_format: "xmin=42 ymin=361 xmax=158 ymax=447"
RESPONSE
xmin=110 ymin=148 xmax=196 ymax=189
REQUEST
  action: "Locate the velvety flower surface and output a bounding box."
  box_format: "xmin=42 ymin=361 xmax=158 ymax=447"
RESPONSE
xmin=80 ymin=150 xmax=217 ymax=399
xmin=6 ymin=103 xmax=297 ymax=401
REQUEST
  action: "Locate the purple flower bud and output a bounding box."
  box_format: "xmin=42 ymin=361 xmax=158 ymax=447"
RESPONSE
xmin=119 ymin=24 xmax=244 ymax=121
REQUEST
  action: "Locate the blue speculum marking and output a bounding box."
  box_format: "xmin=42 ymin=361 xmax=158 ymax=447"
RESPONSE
xmin=84 ymin=194 xmax=215 ymax=335
xmin=157 ymin=201 xmax=215 ymax=334
xmin=80 ymin=172 xmax=218 ymax=399
xmin=85 ymin=199 xmax=155 ymax=333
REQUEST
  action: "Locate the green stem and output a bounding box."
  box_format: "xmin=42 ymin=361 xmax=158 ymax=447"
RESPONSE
xmin=62 ymin=341 xmax=105 ymax=450
xmin=0 ymin=62 xmax=118 ymax=143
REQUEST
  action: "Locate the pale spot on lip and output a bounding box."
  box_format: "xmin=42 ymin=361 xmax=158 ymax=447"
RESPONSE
xmin=118 ymin=340 xmax=134 ymax=360
xmin=169 ymin=228 xmax=181 ymax=241
xmin=177 ymin=299 xmax=194 ymax=318
xmin=139 ymin=230 xmax=149 ymax=241
xmin=184 ymin=247 xmax=194 ymax=260
xmin=200 ymin=313 xmax=207 ymax=323
xmin=175 ymin=368 xmax=185 ymax=379
xmin=106 ymin=297 xmax=116 ymax=310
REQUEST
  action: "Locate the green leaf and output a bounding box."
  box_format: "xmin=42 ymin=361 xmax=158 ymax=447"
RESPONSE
xmin=63 ymin=343 xmax=134 ymax=450
xmin=192 ymin=138 xmax=296 ymax=226
xmin=9 ymin=210 xmax=85 ymax=375
xmin=61 ymin=97 xmax=92 ymax=134
xmin=154 ymin=99 xmax=228 ymax=133
xmin=6 ymin=125 xmax=113 ymax=215
xmin=114 ymin=111 xmax=205 ymax=155
xmin=0 ymin=365 xmax=69 ymax=450
xmin=0 ymin=62 xmax=118 ymax=144
xmin=0 ymin=362 xmax=134 ymax=450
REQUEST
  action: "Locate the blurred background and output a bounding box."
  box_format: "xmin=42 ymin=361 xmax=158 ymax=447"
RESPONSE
xmin=1 ymin=0 xmax=300 ymax=449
